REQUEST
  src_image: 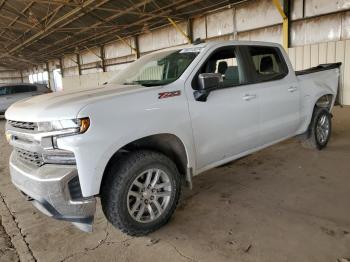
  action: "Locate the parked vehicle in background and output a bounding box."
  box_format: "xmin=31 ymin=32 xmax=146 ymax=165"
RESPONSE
xmin=4 ymin=41 xmax=341 ymax=236
xmin=0 ymin=83 xmax=51 ymax=114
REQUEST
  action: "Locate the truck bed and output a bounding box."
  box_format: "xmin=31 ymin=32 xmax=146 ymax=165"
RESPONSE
xmin=295 ymin=62 xmax=342 ymax=76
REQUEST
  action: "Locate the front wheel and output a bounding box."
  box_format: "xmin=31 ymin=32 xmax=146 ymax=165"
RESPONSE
xmin=101 ymin=150 xmax=182 ymax=236
xmin=302 ymin=107 xmax=332 ymax=150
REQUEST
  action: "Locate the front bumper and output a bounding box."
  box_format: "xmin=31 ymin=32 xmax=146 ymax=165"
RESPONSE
xmin=9 ymin=152 xmax=96 ymax=232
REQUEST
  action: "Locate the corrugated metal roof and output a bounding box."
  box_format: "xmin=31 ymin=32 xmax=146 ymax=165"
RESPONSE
xmin=0 ymin=0 xmax=245 ymax=70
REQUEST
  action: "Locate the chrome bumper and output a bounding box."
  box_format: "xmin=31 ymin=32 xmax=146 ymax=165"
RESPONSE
xmin=9 ymin=152 xmax=96 ymax=232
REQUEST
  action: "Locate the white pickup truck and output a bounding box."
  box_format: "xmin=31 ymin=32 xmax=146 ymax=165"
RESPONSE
xmin=5 ymin=41 xmax=341 ymax=236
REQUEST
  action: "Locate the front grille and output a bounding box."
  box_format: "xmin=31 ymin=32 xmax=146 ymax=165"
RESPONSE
xmin=15 ymin=148 xmax=44 ymax=167
xmin=8 ymin=120 xmax=37 ymax=131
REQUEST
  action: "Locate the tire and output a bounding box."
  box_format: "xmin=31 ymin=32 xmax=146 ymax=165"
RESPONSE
xmin=101 ymin=150 xmax=182 ymax=236
xmin=302 ymin=107 xmax=332 ymax=150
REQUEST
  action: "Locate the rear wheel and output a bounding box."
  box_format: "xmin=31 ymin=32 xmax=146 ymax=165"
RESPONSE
xmin=302 ymin=107 xmax=332 ymax=150
xmin=101 ymin=150 xmax=182 ymax=236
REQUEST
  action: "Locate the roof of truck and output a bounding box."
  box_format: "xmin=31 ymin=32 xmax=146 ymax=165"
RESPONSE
xmin=195 ymin=40 xmax=283 ymax=48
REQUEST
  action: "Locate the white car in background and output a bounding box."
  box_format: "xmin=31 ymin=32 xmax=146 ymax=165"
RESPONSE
xmin=0 ymin=83 xmax=51 ymax=114
xmin=4 ymin=41 xmax=341 ymax=236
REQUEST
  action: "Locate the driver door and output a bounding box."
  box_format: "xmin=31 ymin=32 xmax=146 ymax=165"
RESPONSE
xmin=186 ymin=46 xmax=261 ymax=170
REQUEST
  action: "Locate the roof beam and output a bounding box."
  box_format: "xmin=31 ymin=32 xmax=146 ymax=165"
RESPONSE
xmin=0 ymin=0 xmax=6 ymax=10
xmin=3 ymin=3 xmax=30 ymax=20
xmin=1 ymin=0 xmax=106 ymax=57
xmin=55 ymin=25 xmax=125 ymax=32
xmin=36 ymin=0 xmax=193 ymax=57
xmin=4 ymin=3 xmax=66 ymax=49
xmin=34 ymin=0 xmax=153 ymax=54
xmin=94 ymin=6 xmax=182 ymax=20
xmin=0 ymin=14 xmax=36 ymax=29
xmin=0 ymin=1 xmax=34 ymax=31
xmin=168 ymin=17 xmax=191 ymax=43
xmin=1 ymin=0 xmax=211 ymax=69
xmin=29 ymin=0 xmax=82 ymax=7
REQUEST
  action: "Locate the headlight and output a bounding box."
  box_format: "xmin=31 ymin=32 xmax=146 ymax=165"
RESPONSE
xmin=37 ymin=118 xmax=90 ymax=134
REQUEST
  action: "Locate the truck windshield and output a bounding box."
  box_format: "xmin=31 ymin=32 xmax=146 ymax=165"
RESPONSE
xmin=109 ymin=48 xmax=200 ymax=87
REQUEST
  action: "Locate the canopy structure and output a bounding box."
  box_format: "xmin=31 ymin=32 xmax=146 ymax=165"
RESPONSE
xmin=0 ymin=0 xmax=244 ymax=69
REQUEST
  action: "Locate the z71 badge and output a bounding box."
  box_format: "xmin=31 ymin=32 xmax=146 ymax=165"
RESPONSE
xmin=158 ymin=90 xmax=181 ymax=99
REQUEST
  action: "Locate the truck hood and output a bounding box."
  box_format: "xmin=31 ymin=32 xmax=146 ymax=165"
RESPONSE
xmin=5 ymin=84 xmax=149 ymax=122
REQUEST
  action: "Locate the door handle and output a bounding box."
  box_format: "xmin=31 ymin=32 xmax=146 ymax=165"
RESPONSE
xmin=288 ymin=86 xmax=297 ymax=92
xmin=243 ymin=94 xmax=257 ymax=101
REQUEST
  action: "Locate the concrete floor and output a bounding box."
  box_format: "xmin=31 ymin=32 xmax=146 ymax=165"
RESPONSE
xmin=0 ymin=107 xmax=350 ymax=262
xmin=0 ymin=218 xmax=18 ymax=262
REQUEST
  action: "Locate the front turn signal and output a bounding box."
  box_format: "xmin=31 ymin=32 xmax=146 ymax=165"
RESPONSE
xmin=80 ymin=118 xmax=90 ymax=133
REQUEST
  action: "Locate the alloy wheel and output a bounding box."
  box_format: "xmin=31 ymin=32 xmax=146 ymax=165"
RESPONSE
xmin=316 ymin=114 xmax=330 ymax=144
xmin=127 ymin=168 xmax=172 ymax=223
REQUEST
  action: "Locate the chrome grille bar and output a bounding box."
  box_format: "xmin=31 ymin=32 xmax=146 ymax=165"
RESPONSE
xmin=8 ymin=120 xmax=37 ymax=131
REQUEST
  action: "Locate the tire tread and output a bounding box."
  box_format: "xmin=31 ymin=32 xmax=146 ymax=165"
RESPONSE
xmin=101 ymin=150 xmax=181 ymax=236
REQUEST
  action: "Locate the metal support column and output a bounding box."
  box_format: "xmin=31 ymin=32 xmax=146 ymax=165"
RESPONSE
xmin=272 ymin=0 xmax=289 ymax=50
xmin=46 ymin=62 xmax=51 ymax=90
xmin=187 ymin=18 xmax=194 ymax=43
xmin=76 ymin=53 xmax=82 ymax=75
xmin=284 ymin=0 xmax=291 ymax=48
xmin=134 ymin=35 xmax=140 ymax=59
xmin=100 ymin=46 xmax=106 ymax=72
xmin=59 ymin=58 xmax=64 ymax=78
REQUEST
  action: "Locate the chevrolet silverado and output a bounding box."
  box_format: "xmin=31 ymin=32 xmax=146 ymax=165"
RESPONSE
xmin=4 ymin=41 xmax=341 ymax=236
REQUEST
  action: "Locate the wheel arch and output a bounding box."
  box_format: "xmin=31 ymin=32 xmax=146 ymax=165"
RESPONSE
xmin=100 ymin=133 xmax=192 ymax=194
xmin=302 ymin=93 xmax=334 ymax=134
xmin=309 ymin=93 xmax=334 ymax=123
xmin=297 ymin=93 xmax=334 ymax=136
xmin=315 ymin=94 xmax=334 ymax=110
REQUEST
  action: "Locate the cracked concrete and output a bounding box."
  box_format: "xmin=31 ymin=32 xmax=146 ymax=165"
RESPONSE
xmin=0 ymin=107 xmax=350 ymax=262
xmin=0 ymin=216 xmax=19 ymax=262
xmin=0 ymin=192 xmax=36 ymax=262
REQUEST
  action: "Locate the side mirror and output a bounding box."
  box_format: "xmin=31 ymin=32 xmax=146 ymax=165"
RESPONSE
xmin=194 ymin=73 xmax=221 ymax=102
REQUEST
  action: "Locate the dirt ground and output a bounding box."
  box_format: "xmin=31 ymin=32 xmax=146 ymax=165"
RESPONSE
xmin=0 ymin=107 xmax=350 ymax=262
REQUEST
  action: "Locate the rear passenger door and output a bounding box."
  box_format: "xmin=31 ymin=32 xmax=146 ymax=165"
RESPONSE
xmin=243 ymin=45 xmax=300 ymax=145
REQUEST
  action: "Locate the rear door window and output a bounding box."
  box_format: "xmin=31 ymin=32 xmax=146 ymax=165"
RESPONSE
xmin=246 ymin=46 xmax=288 ymax=83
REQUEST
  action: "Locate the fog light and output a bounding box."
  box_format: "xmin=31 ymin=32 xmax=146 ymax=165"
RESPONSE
xmin=42 ymin=151 xmax=76 ymax=165
xmin=5 ymin=132 xmax=12 ymax=142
